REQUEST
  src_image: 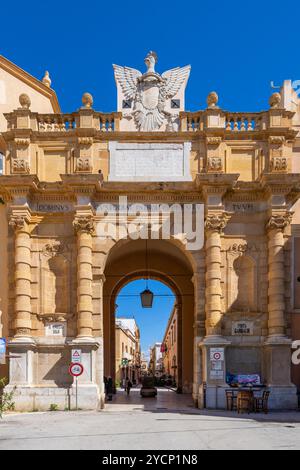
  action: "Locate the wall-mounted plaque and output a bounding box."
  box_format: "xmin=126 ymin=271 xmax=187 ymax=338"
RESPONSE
xmin=232 ymin=321 xmax=254 ymax=336
xmin=45 ymin=322 xmax=66 ymax=337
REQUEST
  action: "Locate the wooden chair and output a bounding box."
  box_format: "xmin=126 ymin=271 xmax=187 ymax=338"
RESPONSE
xmin=237 ymin=391 xmax=254 ymax=414
xmin=254 ymin=391 xmax=270 ymax=414
xmin=226 ymin=390 xmax=237 ymax=411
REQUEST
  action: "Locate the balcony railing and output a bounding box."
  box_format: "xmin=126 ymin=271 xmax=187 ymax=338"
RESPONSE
xmin=224 ymin=112 xmax=263 ymax=131
xmin=36 ymin=112 xmax=121 ymax=132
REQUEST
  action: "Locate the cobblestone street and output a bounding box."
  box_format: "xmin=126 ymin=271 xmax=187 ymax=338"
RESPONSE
xmin=1 ymin=388 xmax=300 ymax=450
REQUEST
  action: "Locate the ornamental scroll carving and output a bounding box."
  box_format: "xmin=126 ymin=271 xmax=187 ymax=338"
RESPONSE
xmin=205 ymin=214 xmax=230 ymax=232
xmin=73 ymin=216 xmax=94 ymax=234
xmin=76 ymin=157 xmax=93 ymax=172
xmin=9 ymin=215 xmax=27 ymax=231
xmin=42 ymin=241 xmax=68 ymax=258
xmin=207 ymin=156 xmax=222 ymax=172
xmin=206 ymin=136 xmax=222 ymax=146
xmin=12 ymin=158 xmax=30 ymax=174
xmin=270 ymin=157 xmax=287 ymax=172
xmin=266 ymin=213 xmax=293 ymax=230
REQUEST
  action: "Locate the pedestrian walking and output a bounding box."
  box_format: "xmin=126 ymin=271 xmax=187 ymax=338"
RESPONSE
xmin=106 ymin=376 xmax=113 ymax=401
xmin=126 ymin=377 xmax=133 ymax=396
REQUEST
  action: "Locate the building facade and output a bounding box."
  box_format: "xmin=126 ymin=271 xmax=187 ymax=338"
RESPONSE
xmin=149 ymin=343 xmax=163 ymax=377
xmin=0 ymin=52 xmax=300 ymax=410
xmin=162 ymin=305 xmax=178 ymax=385
xmin=115 ymin=318 xmax=141 ymax=385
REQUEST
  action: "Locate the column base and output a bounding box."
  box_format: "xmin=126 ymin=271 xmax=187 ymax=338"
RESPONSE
xmin=266 ymin=385 xmax=298 ymax=410
xmin=5 ymin=384 xmax=105 ymax=412
xmin=198 ymin=383 xmax=228 ymax=409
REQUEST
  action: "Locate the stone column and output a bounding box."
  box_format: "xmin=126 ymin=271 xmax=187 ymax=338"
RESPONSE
xmin=73 ymin=216 xmax=94 ymax=339
xmin=198 ymin=213 xmax=231 ymax=409
xmin=7 ymin=212 xmax=36 ymax=409
xmin=9 ymin=214 xmax=32 ymax=338
xmin=264 ymin=212 xmax=297 ymax=409
xmin=192 ymin=266 xmax=205 ymax=405
xmin=266 ymin=213 xmax=292 ymax=336
xmin=204 ymin=213 xmax=229 ymax=337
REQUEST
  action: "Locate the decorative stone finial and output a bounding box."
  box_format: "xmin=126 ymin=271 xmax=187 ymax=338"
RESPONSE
xmin=269 ymin=92 xmax=281 ymax=109
xmin=42 ymin=71 xmax=51 ymax=88
xmin=19 ymin=93 xmax=31 ymax=109
xmin=206 ymin=91 xmax=219 ymax=109
xmin=82 ymin=92 xmax=93 ymax=109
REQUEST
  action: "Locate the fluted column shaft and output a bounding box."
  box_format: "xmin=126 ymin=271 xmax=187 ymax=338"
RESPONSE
xmin=74 ymin=216 xmax=94 ymax=338
xmin=204 ymin=214 xmax=229 ymax=336
xmin=10 ymin=215 xmax=32 ymax=336
xmin=205 ymin=230 xmax=222 ymax=335
xmin=267 ymin=213 xmax=291 ymax=336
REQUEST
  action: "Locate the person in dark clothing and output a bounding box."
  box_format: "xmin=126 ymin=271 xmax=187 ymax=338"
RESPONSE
xmin=126 ymin=377 xmax=133 ymax=396
xmin=104 ymin=376 xmax=108 ymax=396
xmin=106 ymin=376 xmax=113 ymax=401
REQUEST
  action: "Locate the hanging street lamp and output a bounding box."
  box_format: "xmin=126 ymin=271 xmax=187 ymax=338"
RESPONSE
xmin=140 ymin=239 xmax=154 ymax=308
xmin=140 ymin=288 xmax=154 ymax=308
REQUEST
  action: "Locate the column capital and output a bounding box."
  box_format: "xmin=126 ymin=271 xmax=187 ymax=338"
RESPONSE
xmin=266 ymin=211 xmax=293 ymax=231
xmin=73 ymin=215 xmax=94 ymax=235
xmin=205 ymin=212 xmax=231 ymax=233
xmin=9 ymin=213 xmax=30 ymax=232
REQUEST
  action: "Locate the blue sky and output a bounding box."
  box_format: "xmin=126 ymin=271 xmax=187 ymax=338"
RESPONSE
xmin=1 ymin=1 xmax=300 ymax=113
xmin=116 ymin=280 xmax=175 ymax=357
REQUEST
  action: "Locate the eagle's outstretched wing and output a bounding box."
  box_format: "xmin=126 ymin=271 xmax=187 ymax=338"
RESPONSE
xmin=112 ymin=64 xmax=142 ymax=100
xmin=162 ymin=65 xmax=191 ymax=98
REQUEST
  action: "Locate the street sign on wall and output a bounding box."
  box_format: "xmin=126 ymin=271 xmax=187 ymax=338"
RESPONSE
xmin=71 ymin=349 xmax=82 ymax=363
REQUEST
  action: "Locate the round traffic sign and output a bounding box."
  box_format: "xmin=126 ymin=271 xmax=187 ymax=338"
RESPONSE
xmin=212 ymin=352 xmax=221 ymax=361
xmin=69 ymin=362 xmax=84 ymax=377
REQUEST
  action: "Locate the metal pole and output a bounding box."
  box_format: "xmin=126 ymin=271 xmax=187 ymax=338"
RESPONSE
xmin=76 ymin=377 xmax=78 ymax=411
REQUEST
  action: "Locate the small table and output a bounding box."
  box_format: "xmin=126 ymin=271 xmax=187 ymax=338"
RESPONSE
xmin=225 ymin=387 xmax=265 ymax=413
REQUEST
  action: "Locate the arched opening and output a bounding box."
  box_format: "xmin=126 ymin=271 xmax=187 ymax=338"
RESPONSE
xmin=103 ymin=239 xmax=195 ymax=397
xmin=114 ymin=279 xmax=177 ymax=389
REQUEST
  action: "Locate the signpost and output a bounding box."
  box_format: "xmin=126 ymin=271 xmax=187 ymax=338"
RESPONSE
xmin=0 ymin=338 xmax=6 ymax=365
xmin=71 ymin=349 xmax=82 ymax=363
xmin=69 ymin=362 xmax=84 ymax=410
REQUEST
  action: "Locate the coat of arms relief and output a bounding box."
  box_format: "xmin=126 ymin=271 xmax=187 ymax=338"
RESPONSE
xmin=113 ymin=51 xmax=191 ymax=132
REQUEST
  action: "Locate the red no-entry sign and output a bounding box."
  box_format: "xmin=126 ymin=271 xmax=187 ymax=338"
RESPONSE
xmin=69 ymin=362 xmax=84 ymax=377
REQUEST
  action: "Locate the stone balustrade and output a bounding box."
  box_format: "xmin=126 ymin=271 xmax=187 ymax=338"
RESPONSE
xmin=37 ymin=113 xmax=76 ymax=131
xmin=5 ymin=107 xmax=293 ymax=134
xmin=180 ymin=112 xmax=204 ymax=131
xmin=6 ymin=111 xmax=121 ymax=132
xmin=224 ymin=112 xmax=263 ymax=131
xmin=179 ymin=111 xmax=277 ymax=132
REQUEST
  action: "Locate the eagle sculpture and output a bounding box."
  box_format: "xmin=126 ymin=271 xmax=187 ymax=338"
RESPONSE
xmin=113 ymin=51 xmax=191 ymax=132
